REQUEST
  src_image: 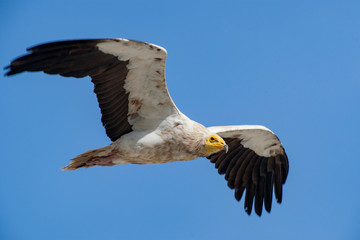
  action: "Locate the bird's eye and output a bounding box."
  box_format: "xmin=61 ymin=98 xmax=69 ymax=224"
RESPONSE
xmin=210 ymin=137 xmax=215 ymax=141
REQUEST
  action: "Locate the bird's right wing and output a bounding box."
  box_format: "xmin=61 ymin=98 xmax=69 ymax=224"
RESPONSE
xmin=5 ymin=39 xmax=180 ymax=141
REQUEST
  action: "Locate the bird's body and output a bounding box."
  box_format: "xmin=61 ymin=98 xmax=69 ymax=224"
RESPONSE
xmin=80 ymin=113 xmax=212 ymax=168
xmin=115 ymin=113 xmax=210 ymax=164
xmin=5 ymin=38 xmax=289 ymax=216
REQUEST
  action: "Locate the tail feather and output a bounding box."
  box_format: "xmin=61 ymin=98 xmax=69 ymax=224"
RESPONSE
xmin=62 ymin=145 xmax=115 ymax=171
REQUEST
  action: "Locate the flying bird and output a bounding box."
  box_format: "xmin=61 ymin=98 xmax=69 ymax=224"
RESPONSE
xmin=5 ymin=38 xmax=289 ymax=216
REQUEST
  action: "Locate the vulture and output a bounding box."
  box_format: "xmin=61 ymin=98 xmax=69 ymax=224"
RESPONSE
xmin=5 ymin=38 xmax=289 ymax=216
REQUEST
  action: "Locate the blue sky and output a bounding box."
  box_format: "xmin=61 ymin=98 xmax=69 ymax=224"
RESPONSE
xmin=1 ymin=1 xmax=359 ymax=239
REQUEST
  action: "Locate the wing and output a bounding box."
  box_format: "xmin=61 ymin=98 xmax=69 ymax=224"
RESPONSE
xmin=207 ymin=125 xmax=289 ymax=216
xmin=5 ymin=38 xmax=179 ymax=141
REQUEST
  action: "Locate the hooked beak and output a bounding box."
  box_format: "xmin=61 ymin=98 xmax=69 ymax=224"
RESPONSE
xmin=223 ymin=144 xmax=229 ymax=153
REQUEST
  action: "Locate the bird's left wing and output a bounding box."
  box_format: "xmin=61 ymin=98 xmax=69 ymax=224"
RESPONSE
xmin=207 ymin=125 xmax=289 ymax=216
xmin=5 ymin=39 xmax=179 ymax=141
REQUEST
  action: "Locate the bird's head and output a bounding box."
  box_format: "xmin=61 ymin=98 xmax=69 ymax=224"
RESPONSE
xmin=204 ymin=134 xmax=228 ymax=155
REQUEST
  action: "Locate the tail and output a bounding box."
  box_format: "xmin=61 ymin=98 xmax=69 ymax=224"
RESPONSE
xmin=62 ymin=145 xmax=117 ymax=171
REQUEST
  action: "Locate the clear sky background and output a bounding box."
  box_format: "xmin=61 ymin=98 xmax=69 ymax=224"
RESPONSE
xmin=1 ymin=1 xmax=359 ymax=239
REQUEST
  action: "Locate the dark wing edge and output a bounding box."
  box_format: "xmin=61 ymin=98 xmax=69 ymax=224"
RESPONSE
xmin=4 ymin=39 xmax=134 ymax=141
xmin=207 ymin=125 xmax=289 ymax=216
